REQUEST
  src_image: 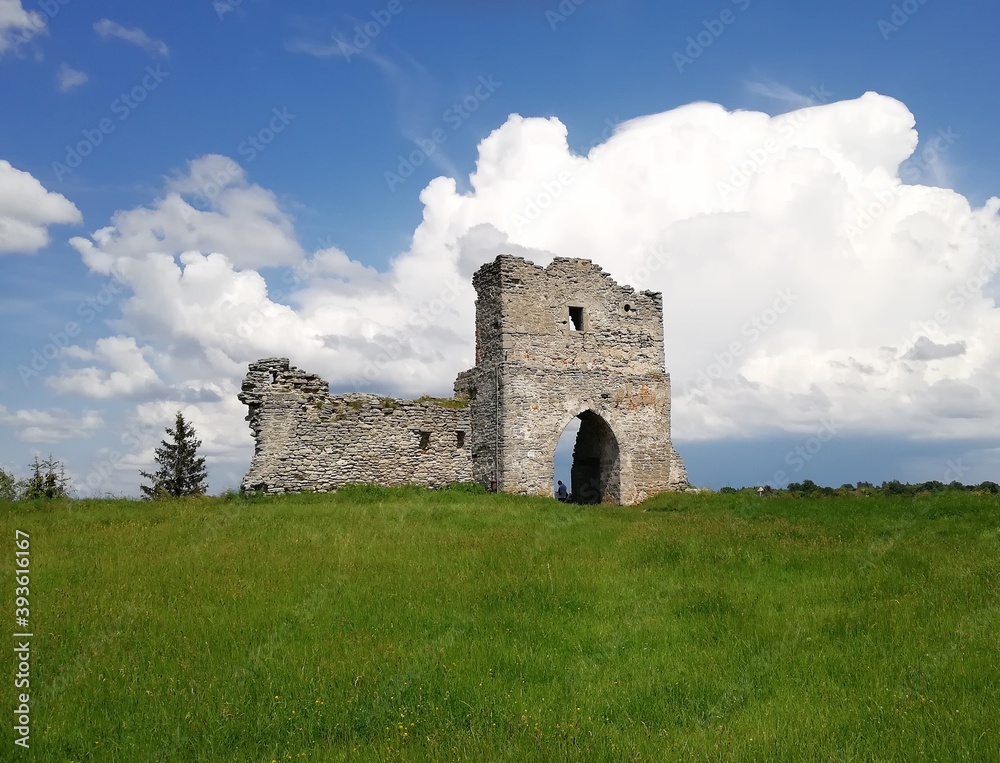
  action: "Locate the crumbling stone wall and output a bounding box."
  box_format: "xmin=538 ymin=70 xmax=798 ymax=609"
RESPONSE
xmin=456 ymin=256 xmax=688 ymax=504
xmin=239 ymin=255 xmax=687 ymax=503
xmin=239 ymin=358 xmax=471 ymax=494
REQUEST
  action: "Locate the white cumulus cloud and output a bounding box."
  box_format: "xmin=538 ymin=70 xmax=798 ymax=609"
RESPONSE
xmin=0 ymin=405 xmax=104 ymax=443
xmin=0 ymin=0 xmax=44 ymax=54
xmin=47 ymin=336 xmax=165 ymax=400
xmin=60 ymin=92 xmax=1000 ymax=478
xmin=70 ymin=155 xmax=303 ymax=273
xmin=0 ymin=159 xmax=82 ymax=254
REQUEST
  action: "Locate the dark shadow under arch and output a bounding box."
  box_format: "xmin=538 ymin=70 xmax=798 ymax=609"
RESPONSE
xmin=557 ymin=410 xmax=621 ymax=504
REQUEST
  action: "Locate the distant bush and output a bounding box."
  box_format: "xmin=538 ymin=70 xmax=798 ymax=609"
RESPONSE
xmin=0 ymin=468 xmax=16 ymax=501
xmin=743 ymin=478 xmax=1000 ymax=499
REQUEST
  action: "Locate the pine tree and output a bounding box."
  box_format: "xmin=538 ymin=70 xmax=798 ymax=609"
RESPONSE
xmin=140 ymin=412 xmax=208 ymax=499
xmin=20 ymin=455 xmax=71 ymax=499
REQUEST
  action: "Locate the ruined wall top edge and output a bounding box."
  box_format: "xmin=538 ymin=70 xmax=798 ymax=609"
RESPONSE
xmin=473 ymin=254 xmax=661 ymax=302
xmin=240 ymin=358 xmax=469 ymax=412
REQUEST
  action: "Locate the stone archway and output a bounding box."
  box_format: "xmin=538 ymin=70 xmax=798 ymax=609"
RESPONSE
xmin=556 ymin=410 xmax=622 ymax=504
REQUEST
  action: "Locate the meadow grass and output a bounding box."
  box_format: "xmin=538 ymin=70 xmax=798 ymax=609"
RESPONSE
xmin=0 ymin=488 xmax=997 ymax=761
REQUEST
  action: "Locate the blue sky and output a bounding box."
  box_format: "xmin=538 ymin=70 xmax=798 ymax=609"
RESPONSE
xmin=1 ymin=0 xmax=999 ymax=495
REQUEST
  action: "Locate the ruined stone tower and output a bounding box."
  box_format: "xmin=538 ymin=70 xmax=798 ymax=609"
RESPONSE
xmin=239 ymin=254 xmax=687 ymax=503
xmin=454 ymin=255 xmax=687 ymax=504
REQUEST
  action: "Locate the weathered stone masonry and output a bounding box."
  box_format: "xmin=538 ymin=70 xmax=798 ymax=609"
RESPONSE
xmin=457 ymin=256 xmax=688 ymax=504
xmin=240 ymin=359 xmax=472 ymax=494
xmin=240 ymin=255 xmax=688 ymax=503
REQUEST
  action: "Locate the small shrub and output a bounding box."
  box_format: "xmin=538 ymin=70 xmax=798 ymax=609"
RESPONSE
xmin=0 ymin=468 xmax=16 ymax=501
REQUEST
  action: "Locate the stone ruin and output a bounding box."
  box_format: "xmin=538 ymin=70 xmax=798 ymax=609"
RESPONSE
xmin=239 ymin=255 xmax=688 ymax=504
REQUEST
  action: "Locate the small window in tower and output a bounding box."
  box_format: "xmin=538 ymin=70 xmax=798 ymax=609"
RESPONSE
xmin=624 ymin=303 xmax=632 ymax=313
xmin=417 ymin=431 xmax=431 ymax=450
xmin=456 ymin=431 xmax=466 ymax=448
xmin=569 ymin=306 xmax=585 ymax=331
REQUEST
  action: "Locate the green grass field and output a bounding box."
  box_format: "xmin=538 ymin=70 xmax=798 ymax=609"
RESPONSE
xmin=1 ymin=488 xmax=997 ymax=762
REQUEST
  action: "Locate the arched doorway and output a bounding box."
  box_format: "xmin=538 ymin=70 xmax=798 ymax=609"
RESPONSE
xmin=554 ymin=410 xmax=622 ymax=504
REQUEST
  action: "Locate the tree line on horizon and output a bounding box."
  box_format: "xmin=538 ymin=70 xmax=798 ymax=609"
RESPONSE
xmin=721 ymin=478 xmax=1000 ymax=497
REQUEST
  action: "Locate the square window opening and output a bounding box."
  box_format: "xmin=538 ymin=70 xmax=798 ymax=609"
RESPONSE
xmin=569 ymin=306 xmax=585 ymax=332
xmin=417 ymin=431 xmax=431 ymax=450
xmin=456 ymin=431 xmax=466 ymax=448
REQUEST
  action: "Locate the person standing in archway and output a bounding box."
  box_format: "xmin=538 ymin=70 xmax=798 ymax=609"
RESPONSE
xmin=556 ymin=480 xmax=569 ymax=502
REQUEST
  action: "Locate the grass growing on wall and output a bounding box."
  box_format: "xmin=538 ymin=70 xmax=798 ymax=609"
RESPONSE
xmin=417 ymin=396 xmax=470 ymax=410
xmin=1 ymin=488 xmax=997 ymax=761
